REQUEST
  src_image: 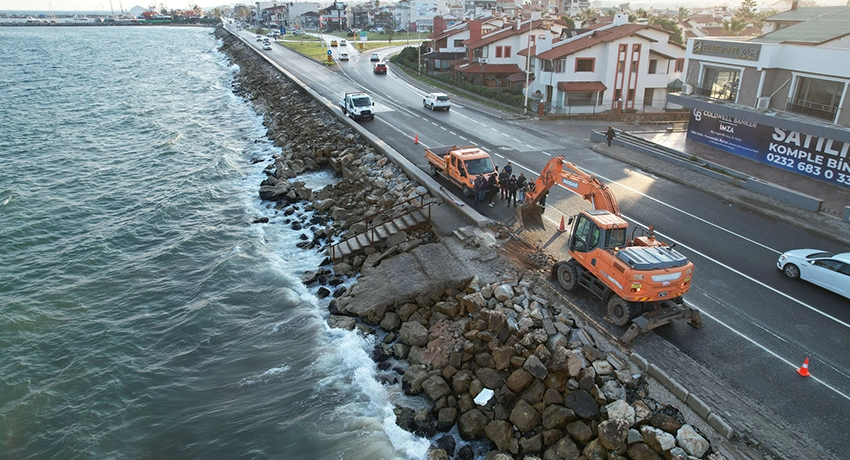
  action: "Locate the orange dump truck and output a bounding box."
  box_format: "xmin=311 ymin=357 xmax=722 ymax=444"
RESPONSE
xmin=425 ymin=145 xmax=497 ymax=197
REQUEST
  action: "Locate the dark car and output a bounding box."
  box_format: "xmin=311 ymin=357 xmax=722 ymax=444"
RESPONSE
xmin=373 ymin=63 xmax=387 ymax=74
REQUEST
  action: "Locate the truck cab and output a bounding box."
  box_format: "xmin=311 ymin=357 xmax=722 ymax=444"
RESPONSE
xmin=340 ymin=92 xmax=375 ymax=121
xmin=425 ymin=146 xmax=496 ymax=196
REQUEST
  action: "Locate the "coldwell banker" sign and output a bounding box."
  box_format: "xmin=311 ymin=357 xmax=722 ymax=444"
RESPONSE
xmin=687 ymin=108 xmax=850 ymax=188
xmin=692 ymin=39 xmax=761 ymax=61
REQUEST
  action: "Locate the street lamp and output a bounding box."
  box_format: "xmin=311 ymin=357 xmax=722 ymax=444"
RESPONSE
xmin=418 ymin=27 xmax=421 ymax=73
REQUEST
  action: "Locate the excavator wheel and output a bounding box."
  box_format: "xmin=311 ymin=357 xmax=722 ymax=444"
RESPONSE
xmin=556 ymin=260 xmax=579 ymax=292
xmin=607 ymin=296 xmax=634 ymax=327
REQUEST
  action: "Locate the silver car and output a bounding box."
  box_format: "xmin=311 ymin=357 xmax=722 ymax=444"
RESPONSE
xmin=777 ymin=249 xmax=850 ymax=299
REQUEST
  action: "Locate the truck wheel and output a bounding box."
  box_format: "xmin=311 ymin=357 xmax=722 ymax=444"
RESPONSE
xmin=462 ymin=185 xmax=471 ymax=197
xmin=556 ymin=261 xmax=578 ymax=292
xmin=607 ymin=296 xmax=632 ymax=327
xmin=430 ymin=164 xmax=438 ymax=176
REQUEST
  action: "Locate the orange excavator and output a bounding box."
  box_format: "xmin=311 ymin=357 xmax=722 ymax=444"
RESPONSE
xmin=518 ymin=156 xmax=702 ymax=343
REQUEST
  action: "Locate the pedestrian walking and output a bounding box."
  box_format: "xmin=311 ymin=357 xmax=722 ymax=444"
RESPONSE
xmin=507 ymin=175 xmax=518 ymax=207
xmin=498 ymin=167 xmax=509 ymax=199
xmin=606 ymin=126 xmax=616 ymax=147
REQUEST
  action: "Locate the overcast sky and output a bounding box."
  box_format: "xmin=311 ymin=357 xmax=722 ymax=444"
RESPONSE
xmin=3 ymin=1 xmax=228 ymax=12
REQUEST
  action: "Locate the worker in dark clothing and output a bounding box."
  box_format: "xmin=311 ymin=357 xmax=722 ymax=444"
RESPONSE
xmin=498 ymin=167 xmax=510 ymax=199
xmin=487 ymin=173 xmax=498 ymax=207
xmin=507 ymin=175 xmax=518 ymax=207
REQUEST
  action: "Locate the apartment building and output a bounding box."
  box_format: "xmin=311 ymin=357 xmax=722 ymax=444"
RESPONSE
xmin=668 ymin=6 xmax=850 ymax=188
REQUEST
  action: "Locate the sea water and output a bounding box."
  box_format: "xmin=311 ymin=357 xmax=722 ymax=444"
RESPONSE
xmin=0 ymin=26 xmax=432 ymax=459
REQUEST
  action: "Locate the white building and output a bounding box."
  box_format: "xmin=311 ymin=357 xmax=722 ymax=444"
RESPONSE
xmin=530 ymin=14 xmax=686 ymax=114
xmin=669 ymin=6 xmax=850 ymax=189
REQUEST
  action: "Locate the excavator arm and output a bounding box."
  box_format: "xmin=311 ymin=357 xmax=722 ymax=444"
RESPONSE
xmin=518 ymin=156 xmax=620 ymax=230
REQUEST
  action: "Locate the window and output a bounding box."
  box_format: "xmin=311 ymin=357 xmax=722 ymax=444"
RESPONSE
xmin=628 ymin=88 xmax=635 ymax=102
xmin=631 ymin=60 xmax=638 ymax=72
xmin=495 ymin=46 xmax=503 ymax=58
xmin=699 ymin=66 xmax=740 ymax=101
xmin=617 ymin=61 xmax=624 ymax=72
xmin=788 ymin=76 xmax=843 ymax=122
xmin=504 ymin=46 xmax=511 ymax=58
xmin=614 ymin=89 xmax=622 ymax=100
xmin=453 ymin=39 xmax=464 ymax=48
xmin=632 ymin=44 xmax=640 ymax=52
xmin=619 ymin=44 xmax=626 ymax=53
xmin=575 ymin=58 xmax=594 ymax=72
xmin=674 ymin=58 xmax=684 ymax=72
xmin=564 ymin=91 xmax=602 ymax=106
xmin=556 ymin=58 xmax=567 ymax=73
xmin=648 ymin=59 xmax=657 ymax=74
xmin=542 ymin=60 xmax=554 ymax=72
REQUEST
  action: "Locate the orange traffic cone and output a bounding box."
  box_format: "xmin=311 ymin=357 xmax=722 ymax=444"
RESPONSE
xmin=797 ymin=358 xmax=811 ymax=377
xmin=557 ymin=215 xmax=567 ymax=233
xmin=414 ymin=133 xmax=419 ymax=144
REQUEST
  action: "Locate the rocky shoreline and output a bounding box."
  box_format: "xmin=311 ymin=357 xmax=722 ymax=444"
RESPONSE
xmin=215 ymin=26 xmax=733 ymax=460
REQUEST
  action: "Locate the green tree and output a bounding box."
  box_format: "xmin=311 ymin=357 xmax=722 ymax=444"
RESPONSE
xmin=635 ymin=8 xmax=648 ymax=18
xmin=677 ymin=6 xmax=690 ymax=21
xmin=736 ymin=0 xmax=757 ymax=20
xmin=560 ymin=15 xmax=576 ymax=28
xmin=650 ymin=16 xmax=684 ymax=45
xmin=723 ymin=17 xmax=748 ymax=35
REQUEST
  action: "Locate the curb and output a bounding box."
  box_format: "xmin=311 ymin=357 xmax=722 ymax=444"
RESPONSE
xmin=635 ymin=352 xmax=735 ymax=440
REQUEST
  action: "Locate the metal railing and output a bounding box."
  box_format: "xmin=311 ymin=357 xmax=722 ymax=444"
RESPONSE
xmin=329 ymin=194 xmax=431 ymax=261
xmin=786 ymin=98 xmax=838 ymax=122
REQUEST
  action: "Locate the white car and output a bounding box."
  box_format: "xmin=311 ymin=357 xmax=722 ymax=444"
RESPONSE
xmin=263 ymin=43 xmax=272 ymax=50
xmin=340 ymin=39 xmax=347 ymax=46
xmin=370 ymin=52 xmax=380 ymax=62
xmin=423 ymin=93 xmax=451 ymax=111
xmin=338 ymin=52 xmax=350 ymax=61
xmin=777 ymin=249 xmax=850 ymax=299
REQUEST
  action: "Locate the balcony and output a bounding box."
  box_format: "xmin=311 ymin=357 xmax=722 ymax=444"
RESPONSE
xmin=786 ymin=98 xmax=838 ymax=123
xmin=695 ymin=83 xmax=738 ymax=103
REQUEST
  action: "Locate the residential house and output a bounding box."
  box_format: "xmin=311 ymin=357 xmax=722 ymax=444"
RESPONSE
xmin=454 ymin=15 xmax=564 ymax=89
xmin=321 ymin=1 xmax=347 ymax=31
xmin=668 ymin=6 xmax=850 ymax=188
xmin=530 ymin=14 xmax=686 ymax=114
xmin=287 ymin=2 xmax=321 ymax=30
xmin=423 ymin=15 xmax=507 ymax=71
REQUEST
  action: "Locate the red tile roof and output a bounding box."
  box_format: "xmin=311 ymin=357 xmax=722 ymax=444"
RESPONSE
xmin=464 ymin=19 xmax=547 ymax=49
xmin=557 ymin=81 xmax=607 ymax=92
xmin=537 ymin=24 xmax=649 ymax=60
xmin=456 ymin=62 xmax=523 ymax=74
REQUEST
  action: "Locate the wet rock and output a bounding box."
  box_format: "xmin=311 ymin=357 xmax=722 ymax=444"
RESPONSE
xmin=457 ymin=408 xmax=489 ymax=440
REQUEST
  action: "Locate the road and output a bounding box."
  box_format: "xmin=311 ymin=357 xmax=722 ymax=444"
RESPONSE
xmin=236 ymin=27 xmax=850 ymax=458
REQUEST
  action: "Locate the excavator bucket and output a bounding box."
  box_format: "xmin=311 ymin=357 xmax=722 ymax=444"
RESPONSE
xmin=517 ymin=203 xmax=546 ymax=231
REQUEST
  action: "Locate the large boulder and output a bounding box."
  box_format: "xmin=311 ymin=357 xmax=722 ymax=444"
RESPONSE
xmin=640 ymin=425 xmax=676 ymax=453
xmin=542 ymin=436 xmax=580 ymax=460
xmin=484 ymin=420 xmax=516 ymax=452
xmin=399 ymin=321 xmax=429 ymax=347
xmin=676 ymin=424 xmax=710 ymax=458
xmin=509 ymin=399 xmax=541 ymax=433
xmin=542 ymin=404 xmax=576 ymax=430
xmin=563 ymin=390 xmax=599 ymax=420
xmin=422 ymin=375 xmax=452 ymax=401
xmin=597 ymin=418 xmax=629 ymax=453
xmin=457 ymin=408 xmax=489 ymax=440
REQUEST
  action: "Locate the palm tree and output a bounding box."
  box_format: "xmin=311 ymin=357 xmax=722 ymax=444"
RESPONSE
xmin=677 ymin=7 xmax=690 ymax=21
xmin=723 ymin=17 xmax=748 ymax=35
